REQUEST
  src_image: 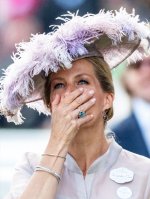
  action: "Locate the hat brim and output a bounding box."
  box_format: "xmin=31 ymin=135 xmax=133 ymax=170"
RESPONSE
xmin=25 ymin=35 xmax=141 ymax=105
xmin=0 ymin=8 xmax=150 ymax=124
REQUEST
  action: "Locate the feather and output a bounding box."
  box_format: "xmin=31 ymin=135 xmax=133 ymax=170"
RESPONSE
xmin=0 ymin=8 xmax=149 ymax=124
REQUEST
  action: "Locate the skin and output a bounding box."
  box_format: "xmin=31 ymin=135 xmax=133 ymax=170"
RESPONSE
xmin=124 ymin=57 xmax=150 ymax=102
xmin=20 ymin=58 xmax=114 ymax=199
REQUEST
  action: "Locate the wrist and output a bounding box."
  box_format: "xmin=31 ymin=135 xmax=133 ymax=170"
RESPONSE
xmin=45 ymin=139 xmax=69 ymax=157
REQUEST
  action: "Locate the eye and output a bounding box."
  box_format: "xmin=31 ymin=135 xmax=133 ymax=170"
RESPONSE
xmin=54 ymin=83 xmax=64 ymax=89
xmin=78 ymin=79 xmax=89 ymax=85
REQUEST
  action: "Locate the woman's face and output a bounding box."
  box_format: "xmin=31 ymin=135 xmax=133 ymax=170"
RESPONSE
xmin=49 ymin=59 xmax=113 ymax=125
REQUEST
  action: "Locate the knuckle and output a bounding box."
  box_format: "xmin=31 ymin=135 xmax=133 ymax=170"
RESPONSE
xmin=71 ymin=119 xmax=77 ymax=127
xmin=63 ymin=109 xmax=68 ymax=117
xmin=76 ymin=98 xmax=82 ymax=105
xmin=81 ymin=103 xmax=86 ymax=110
xmin=70 ymin=112 xmax=75 ymax=119
xmin=86 ymin=101 xmax=93 ymax=108
xmin=64 ymin=111 xmax=73 ymax=120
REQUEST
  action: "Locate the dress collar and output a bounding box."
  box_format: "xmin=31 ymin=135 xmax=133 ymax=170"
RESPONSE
xmin=64 ymin=139 xmax=122 ymax=174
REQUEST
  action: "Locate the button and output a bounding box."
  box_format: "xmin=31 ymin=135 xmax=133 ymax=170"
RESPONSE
xmin=109 ymin=167 xmax=134 ymax=184
xmin=117 ymin=186 xmax=132 ymax=199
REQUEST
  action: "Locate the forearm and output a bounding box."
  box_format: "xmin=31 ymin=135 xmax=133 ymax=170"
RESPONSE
xmin=20 ymin=140 xmax=68 ymax=199
xmin=19 ymin=88 xmax=94 ymax=199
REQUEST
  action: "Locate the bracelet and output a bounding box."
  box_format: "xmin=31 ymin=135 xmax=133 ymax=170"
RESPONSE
xmin=42 ymin=153 xmax=66 ymax=160
xmin=35 ymin=165 xmax=61 ymax=183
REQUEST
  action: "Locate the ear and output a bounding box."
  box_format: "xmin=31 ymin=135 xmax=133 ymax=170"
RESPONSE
xmin=103 ymin=92 xmax=114 ymax=111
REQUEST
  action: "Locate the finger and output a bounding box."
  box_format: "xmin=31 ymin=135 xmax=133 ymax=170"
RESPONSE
xmin=69 ymin=90 xmax=95 ymax=111
xmin=62 ymin=88 xmax=84 ymax=104
xmin=51 ymin=94 xmax=61 ymax=110
xmin=71 ymin=97 xmax=96 ymax=119
xmin=77 ymin=114 xmax=94 ymax=128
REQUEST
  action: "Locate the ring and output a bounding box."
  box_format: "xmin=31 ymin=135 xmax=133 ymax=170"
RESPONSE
xmin=78 ymin=111 xmax=86 ymax=118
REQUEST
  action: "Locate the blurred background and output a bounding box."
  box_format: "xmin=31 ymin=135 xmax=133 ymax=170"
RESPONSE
xmin=0 ymin=0 xmax=149 ymax=198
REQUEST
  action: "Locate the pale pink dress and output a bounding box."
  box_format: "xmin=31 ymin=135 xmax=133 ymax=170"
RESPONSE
xmin=4 ymin=140 xmax=150 ymax=199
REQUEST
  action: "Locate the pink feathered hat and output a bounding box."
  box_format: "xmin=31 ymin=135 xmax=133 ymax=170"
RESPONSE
xmin=0 ymin=8 xmax=150 ymax=124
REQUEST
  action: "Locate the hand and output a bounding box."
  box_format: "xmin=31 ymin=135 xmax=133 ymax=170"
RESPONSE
xmin=50 ymin=88 xmax=96 ymax=147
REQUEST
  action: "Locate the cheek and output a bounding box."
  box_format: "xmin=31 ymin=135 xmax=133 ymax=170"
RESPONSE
xmin=95 ymin=93 xmax=105 ymax=108
xmin=95 ymin=88 xmax=106 ymax=107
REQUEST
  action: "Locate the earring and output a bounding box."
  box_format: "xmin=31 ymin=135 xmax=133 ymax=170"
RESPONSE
xmin=102 ymin=110 xmax=108 ymax=123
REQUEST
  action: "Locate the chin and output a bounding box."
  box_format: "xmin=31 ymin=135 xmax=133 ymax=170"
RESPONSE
xmin=81 ymin=120 xmax=93 ymax=128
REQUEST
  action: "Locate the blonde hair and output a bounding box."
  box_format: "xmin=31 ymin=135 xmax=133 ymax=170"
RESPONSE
xmin=86 ymin=57 xmax=114 ymax=122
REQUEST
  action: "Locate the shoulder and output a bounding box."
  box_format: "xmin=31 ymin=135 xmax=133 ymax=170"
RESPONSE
xmin=118 ymin=148 xmax=150 ymax=182
xmin=11 ymin=152 xmax=41 ymax=183
xmin=112 ymin=141 xmax=150 ymax=170
xmin=15 ymin=152 xmax=41 ymax=173
xmin=120 ymin=148 xmax=150 ymax=168
xmin=4 ymin=152 xmax=41 ymax=199
xmin=111 ymin=144 xmax=150 ymax=198
xmin=120 ymin=149 xmax=150 ymax=197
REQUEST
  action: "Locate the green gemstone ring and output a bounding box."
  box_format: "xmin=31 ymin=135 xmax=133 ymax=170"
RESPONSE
xmin=78 ymin=111 xmax=86 ymax=118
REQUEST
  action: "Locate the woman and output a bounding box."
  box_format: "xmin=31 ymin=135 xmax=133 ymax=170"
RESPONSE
xmin=1 ymin=8 xmax=150 ymax=199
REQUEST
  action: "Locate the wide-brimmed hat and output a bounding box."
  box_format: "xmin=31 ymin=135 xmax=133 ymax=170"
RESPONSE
xmin=0 ymin=8 xmax=150 ymax=124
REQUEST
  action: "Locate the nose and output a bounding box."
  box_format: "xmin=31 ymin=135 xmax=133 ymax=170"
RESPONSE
xmin=66 ymin=84 xmax=77 ymax=93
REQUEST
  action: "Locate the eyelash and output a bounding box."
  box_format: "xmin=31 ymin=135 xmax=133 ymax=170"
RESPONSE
xmin=54 ymin=83 xmax=64 ymax=89
xmin=78 ymin=79 xmax=89 ymax=85
xmin=53 ymin=79 xmax=89 ymax=90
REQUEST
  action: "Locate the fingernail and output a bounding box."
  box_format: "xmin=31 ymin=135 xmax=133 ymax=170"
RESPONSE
xmin=79 ymin=88 xmax=84 ymax=92
xmin=89 ymin=90 xmax=94 ymax=95
xmin=91 ymin=98 xmax=96 ymax=103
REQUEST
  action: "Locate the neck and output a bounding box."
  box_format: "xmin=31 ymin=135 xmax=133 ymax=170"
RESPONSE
xmin=68 ymin=122 xmax=109 ymax=176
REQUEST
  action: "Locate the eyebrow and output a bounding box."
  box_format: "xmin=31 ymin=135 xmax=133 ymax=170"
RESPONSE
xmin=51 ymin=73 xmax=92 ymax=82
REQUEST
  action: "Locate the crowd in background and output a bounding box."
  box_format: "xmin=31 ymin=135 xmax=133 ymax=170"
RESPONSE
xmin=0 ymin=0 xmax=150 ymax=128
